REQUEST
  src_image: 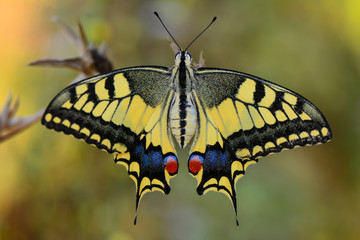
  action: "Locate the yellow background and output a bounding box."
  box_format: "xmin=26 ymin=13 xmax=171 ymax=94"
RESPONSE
xmin=1 ymin=0 xmax=359 ymax=239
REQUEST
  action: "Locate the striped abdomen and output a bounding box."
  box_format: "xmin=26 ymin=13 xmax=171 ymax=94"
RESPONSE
xmin=170 ymin=93 xmax=197 ymax=148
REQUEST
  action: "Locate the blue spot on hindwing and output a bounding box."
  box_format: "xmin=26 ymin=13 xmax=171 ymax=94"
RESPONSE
xmin=142 ymin=152 xmax=150 ymax=167
xmin=135 ymin=144 xmax=143 ymax=156
xmin=218 ymin=151 xmax=228 ymax=167
xmin=150 ymin=151 xmax=163 ymax=167
xmin=205 ymin=150 xmax=217 ymax=166
xmin=204 ymin=148 xmax=228 ymax=168
xmin=133 ymin=143 xmax=164 ymax=169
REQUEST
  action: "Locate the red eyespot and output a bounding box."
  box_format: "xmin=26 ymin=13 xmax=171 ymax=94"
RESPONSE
xmin=189 ymin=155 xmax=204 ymax=175
xmin=165 ymin=156 xmax=178 ymax=175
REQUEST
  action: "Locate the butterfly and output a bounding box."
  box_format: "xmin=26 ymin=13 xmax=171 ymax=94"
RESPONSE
xmin=42 ymin=13 xmax=332 ymax=225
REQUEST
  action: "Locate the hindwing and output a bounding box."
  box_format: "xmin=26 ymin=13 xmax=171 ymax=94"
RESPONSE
xmin=189 ymin=68 xmax=332 ymax=224
xmin=42 ymin=67 xmax=179 ymax=223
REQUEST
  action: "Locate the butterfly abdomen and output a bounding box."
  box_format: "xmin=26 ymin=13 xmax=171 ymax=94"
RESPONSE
xmin=169 ymin=93 xmax=197 ymax=148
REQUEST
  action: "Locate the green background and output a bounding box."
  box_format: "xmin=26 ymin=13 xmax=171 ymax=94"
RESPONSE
xmin=0 ymin=0 xmax=359 ymax=239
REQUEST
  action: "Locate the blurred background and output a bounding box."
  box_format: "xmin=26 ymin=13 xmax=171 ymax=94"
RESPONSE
xmin=0 ymin=0 xmax=359 ymax=239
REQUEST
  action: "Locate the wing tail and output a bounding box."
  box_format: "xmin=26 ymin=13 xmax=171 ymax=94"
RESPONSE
xmin=114 ymin=141 xmax=177 ymax=224
xmin=114 ymin=92 xmax=178 ymax=224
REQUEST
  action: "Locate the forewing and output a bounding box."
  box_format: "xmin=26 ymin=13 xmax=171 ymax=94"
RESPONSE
xmin=189 ymin=68 xmax=332 ymax=223
xmin=42 ymin=67 xmax=179 ymax=222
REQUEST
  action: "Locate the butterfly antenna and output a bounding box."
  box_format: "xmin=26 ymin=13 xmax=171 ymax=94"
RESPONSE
xmin=154 ymin=11 xmax=182 ymax=51
xmin=185 ymin=16 xmax=217 ymax=51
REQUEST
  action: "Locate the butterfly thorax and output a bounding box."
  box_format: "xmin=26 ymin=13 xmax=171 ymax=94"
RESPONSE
xmin=169 ymin=51 xmax=197 ymax=148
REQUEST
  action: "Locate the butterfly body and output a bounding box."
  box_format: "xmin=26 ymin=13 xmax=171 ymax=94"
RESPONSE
xmin=169 ymin=92 xmax=197 ymax=148
xmin=169 ymin=51 xmax=197 ymax=148
xmin=42 ymin=49 xmax=332 ymax=225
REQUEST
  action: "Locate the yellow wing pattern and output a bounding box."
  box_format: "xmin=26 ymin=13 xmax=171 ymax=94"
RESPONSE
xmin=42 ymin=67 xmax=179 ymax=223
xmin=189 ymin=68 xmax=332 ymax=224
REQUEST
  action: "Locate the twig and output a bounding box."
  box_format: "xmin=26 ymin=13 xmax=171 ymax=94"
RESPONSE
xmin=29 ymin=16 xmax=112 ymax=82
xmin=0 ymin=17 xmax=112 ymax=143
xmin=0 ymin=94 xmax=43 ymax=142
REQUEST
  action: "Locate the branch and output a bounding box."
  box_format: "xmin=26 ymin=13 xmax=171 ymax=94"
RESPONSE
xmin=29 ymin=16 xmax=112 ymax=82
xmin=1 ymin=17 xmax=112 ymax=143
xmin=0 ymin=94 xmax=43 ymax=142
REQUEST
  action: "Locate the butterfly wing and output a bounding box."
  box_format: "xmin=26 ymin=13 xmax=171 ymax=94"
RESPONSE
xmin=42 ymin=66 xmax=179 ymax=222
xmin=189 ymin=68 xmax=332 ymax=223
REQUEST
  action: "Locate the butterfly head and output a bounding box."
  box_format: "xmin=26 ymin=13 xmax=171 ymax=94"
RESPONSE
xmin=175 ymin=51 xmax=192 ymax=66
